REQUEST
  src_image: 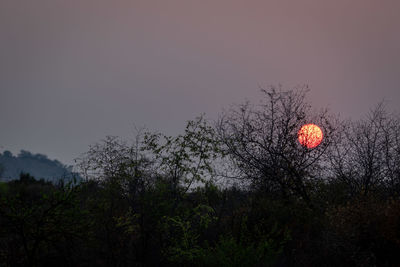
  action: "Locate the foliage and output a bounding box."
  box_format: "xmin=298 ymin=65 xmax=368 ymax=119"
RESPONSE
xmin=143 ymin=115 xmax=222 ymax=194
xmin=0 ymin=173 xmax=90 ymax=266
xmin=325 ymin=194 xmax=400 ymax=266
xmin=161 ymin=204 xmax=217 ymax=264
xmin=197 ymin=233 xmax=288 ymax=267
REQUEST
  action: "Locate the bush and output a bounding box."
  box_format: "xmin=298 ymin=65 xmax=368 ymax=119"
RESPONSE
xmin=325 ymin=195 xmax=400 ymax=266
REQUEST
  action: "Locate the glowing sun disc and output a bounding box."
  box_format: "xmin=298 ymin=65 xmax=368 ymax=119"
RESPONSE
xmin=298 ymin=124 xmax=323 ymax=149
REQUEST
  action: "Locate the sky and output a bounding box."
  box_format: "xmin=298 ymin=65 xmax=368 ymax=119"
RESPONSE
xmin=1 ymin=0 xmax=400 ymax=165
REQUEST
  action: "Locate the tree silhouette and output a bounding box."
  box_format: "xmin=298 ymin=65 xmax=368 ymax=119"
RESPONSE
xmin=328 ymin=103 xmax=400 ymax=196
xmin=216 ymin=86 xmax=339 ymax=205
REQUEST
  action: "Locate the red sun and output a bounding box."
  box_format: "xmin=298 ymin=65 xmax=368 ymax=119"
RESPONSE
xmin=298 ymin=124 xmax=323 ymax=149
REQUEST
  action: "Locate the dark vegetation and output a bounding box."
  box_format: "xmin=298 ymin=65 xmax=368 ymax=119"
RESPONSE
xmin=0 ymin=151 xmax=80 ymax=182
xmin=1 ymin=87 xmax=400 ymax=266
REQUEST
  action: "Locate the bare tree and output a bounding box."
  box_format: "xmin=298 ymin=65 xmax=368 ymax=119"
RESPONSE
xmin=383 ymin=113 xmax=400 ymax=194
xmin=328 ymin=103 xmax=400 ymax=196
xmin=216 ymin=86 xmax=339 ymax=204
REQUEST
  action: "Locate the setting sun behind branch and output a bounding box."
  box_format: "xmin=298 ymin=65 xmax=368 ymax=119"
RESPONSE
xmin=298 ymin=124 xmax=323 ymax=149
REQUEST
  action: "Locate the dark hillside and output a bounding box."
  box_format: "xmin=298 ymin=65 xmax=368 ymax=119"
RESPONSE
xmin=0 ymin=150 xmax=80 ymax=182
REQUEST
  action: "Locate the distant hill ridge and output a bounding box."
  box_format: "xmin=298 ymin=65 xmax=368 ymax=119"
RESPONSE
xmin=0 ymin=150 xmax=80 ymax=182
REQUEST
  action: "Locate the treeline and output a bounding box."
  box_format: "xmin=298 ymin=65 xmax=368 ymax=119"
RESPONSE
xmin=0 ymin=150 xmax=80 ymax=182
xmin=1 ymin=87 xmax=400 ymax=266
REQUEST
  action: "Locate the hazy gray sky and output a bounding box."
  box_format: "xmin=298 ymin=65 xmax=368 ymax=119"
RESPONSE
xmin=1 ymin=0 xmax=400 ymax=165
